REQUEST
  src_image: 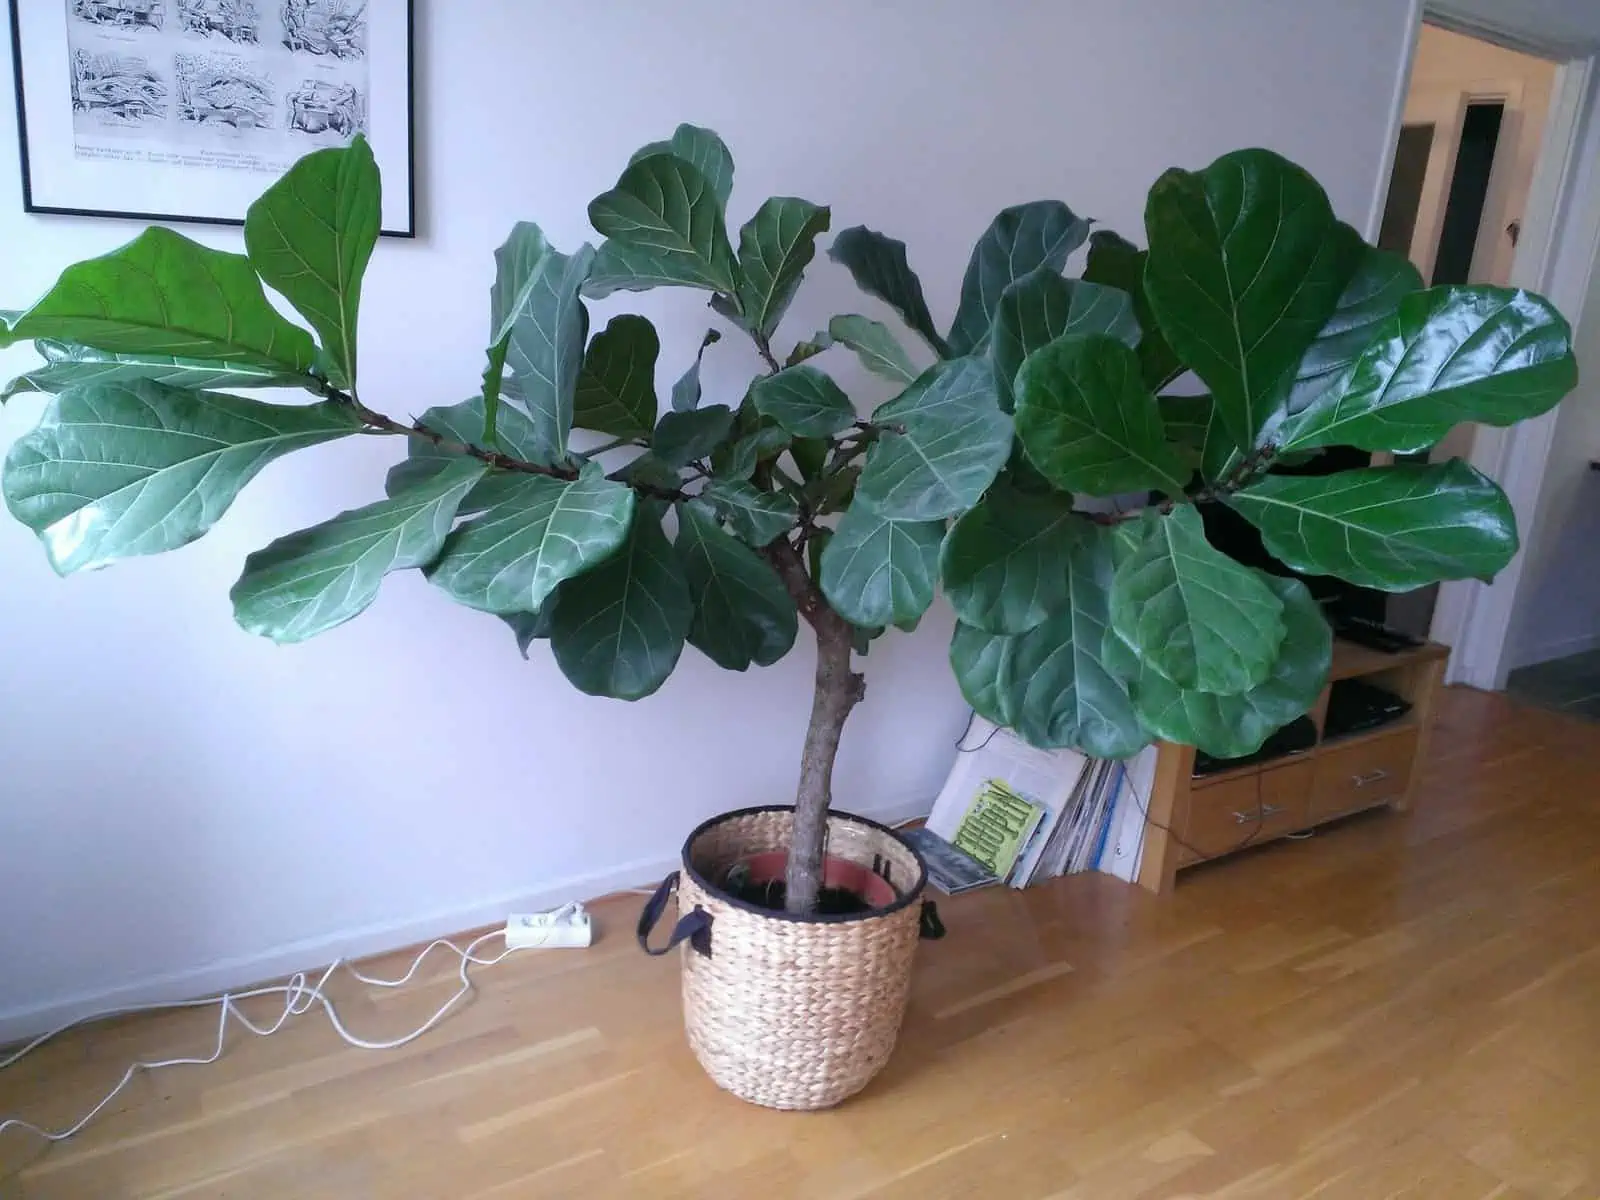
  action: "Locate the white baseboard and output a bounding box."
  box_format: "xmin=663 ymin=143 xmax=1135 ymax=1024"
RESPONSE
xmin=1510 ymin=630 xmax=1600 ymax=673
xmin=0 ymin=793 xmax=932 ymax=1046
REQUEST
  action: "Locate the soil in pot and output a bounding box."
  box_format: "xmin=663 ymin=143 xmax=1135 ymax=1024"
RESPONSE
xmin=723 ymin=849 xmax=900 ymax=914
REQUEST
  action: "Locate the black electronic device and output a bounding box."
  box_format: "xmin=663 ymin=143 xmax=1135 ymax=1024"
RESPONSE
xmin=1332 ymin=614 xmax=1425 ymax=654
xmin=1193 ymin=715 xmax=1318 ymax=777
xmin=1323 ymin=679 xmax=1412 ymax=740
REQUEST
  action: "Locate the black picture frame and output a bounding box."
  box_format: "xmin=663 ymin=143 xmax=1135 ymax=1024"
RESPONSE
xmin=8 ymin=0 xmax=415 ymax=237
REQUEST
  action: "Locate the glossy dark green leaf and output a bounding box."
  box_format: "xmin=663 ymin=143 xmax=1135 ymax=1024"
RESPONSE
xmin=949 ymin=525 xmax=1148 ymax=758
xmin=670 ymin=329 xmax=721 ymax=413
xmin=232 ymin=460 xmax=485 ymax=644
xmin=715 ymin=422 xmax=791 ymax=481
xmin=1131 ymin=574 xmax=1331 ymax=758
xmin=549 ymin=512 xmax=691 ymax=700
xmin=750 ymin=365 xmax=856 ymax=438
xmin=992 ymin=268 xmax=1139 ymax=412
xmin=503 ymin=606 xmax=555 ymax=657
xmin=653 ymin=404 xmax=735 ymax=468
xmin=425 ymin=462 xmax=636 ymax=615
xmin=789 ymin=436 xmax=829 ymax=481
xmin=815 ymin=464 xmax=860 ymax=514
xmin=1277 ymin=287 xmax=1578 ymax=454
xmin=501 ymin=239 xmax=595 ymax=465
xmin=1082 ymin=230 xmax=1182 ymax=390
xmin=2 ymin=380 xmax=362 ymax=574
xmin=1158 ymin=394 xmax=1211 ymax=452
xmin=818 ymin=496 xmax=942 ymax=628
xmin=827 ymin=314 xmax=918 ymax=383
xmin=1015 ymin=335 xmax=1190 ymax=495
xmin=1109 ymin=505 xmax=1285 ymax=694
xmin=856 ymin=357 xmax=1013 ymax=521
xmin=573 ymin=314 xmax=659 ymax=440
xmin=699 ymin=478 xmax=798 ymax=547
xmin=243 ymin=135 xmax=379 ymax=388
xmin=947 ymin=201 xmax=1091 ymax=357
xmin=1229 ymin=460 xmax=1518 ymax=591
xmin=828 ymin=227 xmax=948 ymax=355
xmin=385 ymin=396 xmax=543 ymax=509
xmin=587 ymin=154 xmax=739 ymax=296
xmin=1283 ymin=239 xmax=1423 ymax=417
xmin=736 ymin=197 xmax=830 ymax=338
xmin=940 ymin=483 xmax=1080 ymax=634
xmin=676 ymin=501 xmax=798 ymax=670
xmin=1144 ymin=149 xmax=1358 ymax=451
xmin=629 ymin=125 xmax=735 ymax=210
xmin=481 ymin=223 xmax=549 ymax=441
xmin=4 ymin=227 xmax=317 ymax=375
xmin=3 ymin=340 xmax=305 ymax=401
xmin=615 ymin=451 xmax=684 ymax=493
xmin=786 ymin=332 xmax=833 ymax=367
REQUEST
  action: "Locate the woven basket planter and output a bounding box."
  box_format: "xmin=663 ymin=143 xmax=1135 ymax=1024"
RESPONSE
xmin=637 ymin=806 xmax=941 ymax=1111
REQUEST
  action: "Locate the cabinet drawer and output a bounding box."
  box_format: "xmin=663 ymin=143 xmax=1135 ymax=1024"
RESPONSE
xmin=1180 ymin=767 xmax=1306 ymax=864
xmin=1311 ymin=728 xmax=1418 ymax=822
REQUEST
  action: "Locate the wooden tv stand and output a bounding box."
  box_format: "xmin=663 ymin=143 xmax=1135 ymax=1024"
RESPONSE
xmin=1135 ymin=639 xmax=1449 ymax=894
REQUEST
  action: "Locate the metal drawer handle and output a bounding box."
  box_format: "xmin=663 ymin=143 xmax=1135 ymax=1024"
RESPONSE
xmin=1233 ymin=804 xmax=1286 ymax=824
xmin=1352 ymin=769 xmax=1390 ymax=788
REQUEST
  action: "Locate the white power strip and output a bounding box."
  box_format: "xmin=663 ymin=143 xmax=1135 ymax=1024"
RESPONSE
xmin=504 ymin=901 xmax=592 ymax=949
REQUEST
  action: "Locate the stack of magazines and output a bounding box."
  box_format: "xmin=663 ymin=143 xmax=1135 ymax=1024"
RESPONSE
xmin=912 ymin=716 xmax=1159 ymax=892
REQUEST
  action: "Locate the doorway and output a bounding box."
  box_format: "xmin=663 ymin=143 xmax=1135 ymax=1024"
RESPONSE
xmin=1373 ymin=22 xmax=1560 ymax=639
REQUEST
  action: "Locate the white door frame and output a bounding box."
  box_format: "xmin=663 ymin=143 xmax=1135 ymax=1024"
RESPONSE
xmin=1388 ymin=9 xmax=1600 ymax=690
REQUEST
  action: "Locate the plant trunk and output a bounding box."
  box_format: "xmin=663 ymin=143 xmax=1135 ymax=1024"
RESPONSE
xmin=763 ymin=539 xmax=867 ymax=915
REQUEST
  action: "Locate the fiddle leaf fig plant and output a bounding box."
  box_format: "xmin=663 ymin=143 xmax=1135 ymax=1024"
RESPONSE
xmin=1 ymin=132 xmax=1579 ymax=915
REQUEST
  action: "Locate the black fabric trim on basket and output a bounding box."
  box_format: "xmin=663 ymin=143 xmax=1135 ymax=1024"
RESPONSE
xmin=679 ymin=805 xmax=929 ymax=927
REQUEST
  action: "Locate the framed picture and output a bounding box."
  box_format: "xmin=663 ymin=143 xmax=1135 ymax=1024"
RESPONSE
xmin=7 ymin=0 xmax=414 ymax=236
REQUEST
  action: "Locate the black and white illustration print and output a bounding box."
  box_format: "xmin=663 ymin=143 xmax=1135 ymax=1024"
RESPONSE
xmin=177 ymin=0 xmax=262 ymax=44
xmin=69 ymin=0 xmax=168 ymax=31
xmin=70 ymin=49 xmax=170 ymax=125
xmin=175 ymin=52 xmax=274 ymax=128
xmin=285 ymin=77 xmax=364 ymax=137
xmin=280 ymin=0 xmax=367 ymax=60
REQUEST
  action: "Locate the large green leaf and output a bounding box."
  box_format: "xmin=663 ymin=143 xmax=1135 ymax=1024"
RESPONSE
xmin=949 ymin=525 xmax=1148 ymax=758
xmin=425 ymin=462 xmax=636 ymax=615
xmin=828 ymin=227 xmax=948 ymax=356
xmin=736 ymin=197 xmax=830 ymax=338
xmin=947 ymin=201 xmax=1091 ymax=357
xmin=549 ymin=512 xmax=691 ymax=699
xmin=856 ymin=357 xmax=1013 ymax=521
xmin=4 ymin=228 xmax=317 ymax=375
xmin=699 ymin=478 xmax=797 ymax=547
xmin=629 ymin=125 xmax=735 ymax=210
xmin=675 ymin=501 xmax=798 ymax=670
xmin=501 ymin=240 xmax=595 ymax=465
xmin=1144 ymin=150 xmax=1359 ymax=452
xmin=1228 ymin=460 xmax=1517 ymax=591
xmin=1283 ymin=240 xmax=1423 ymax=417
xmin=670 ymin=329 xmax=721 ymax=413
xmin=489 ymin=223 xmax=550 ymax=347
xmin=384 ymin=395 xmax=543 ymax=508
xmin=586 ymin=154 xmax=739 ymax=296
xmin=940 ymin=482 xmax=1080 ymax=635
xmin=1082 ymin=230 xmax=1182 ymax=390
xmin=818 ymin=496 xmax=942 ymax=628
xmin=1277 ymin=287 xmax=1577 ymax=454
xmin=3 ymin=340 xmax=304 ymax=401
xmin=232 ymin=460 xmax=485 ymax=643
xmin=2 ymin=380 xmax=362 ymax=574
xmin=827 ymin=314 xmax=918 ymax=383
xmin=750 ymin=365 xmax=856 ymax=438
xmin=992 ymin=268 xmax=1139 ymax=412
xmin=1131 ymin=574 xmax=1331 ymax=758
xmin=654 ymin=404 xmax=734 ymax=468
xmin=573 ymin=314 xmax=659 ymax=440
xmin=714 ymin=422 xmax=791 ymax=481
xmin=243 ymin=135 xmax=379 ymax=389
xmin=1109 ymin=505 xmax=1285 ymax=694
xmin=1015 ymin=334 xmax=1190 ymax=495
xmin=503 ymin=605 xmax=555 ymax=657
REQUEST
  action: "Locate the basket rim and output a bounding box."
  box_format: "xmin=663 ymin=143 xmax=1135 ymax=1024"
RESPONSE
xmin=680 ymin=804 xmax=928 ymax=926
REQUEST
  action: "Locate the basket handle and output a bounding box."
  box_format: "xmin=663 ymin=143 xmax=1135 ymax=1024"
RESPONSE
xmin=636 ymin=871 xmax=713 ymax=958
xmin=920 ymin=900 xmax=946 ymax=940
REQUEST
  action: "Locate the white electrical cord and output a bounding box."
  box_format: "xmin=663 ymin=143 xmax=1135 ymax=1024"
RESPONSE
xmin=0 ymin=926 xmax=541 ymax=1145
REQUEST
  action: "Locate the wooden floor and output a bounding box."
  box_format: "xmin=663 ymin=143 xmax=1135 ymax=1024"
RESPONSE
xmin=3 ymin=688 xmax=1598 ymax=1199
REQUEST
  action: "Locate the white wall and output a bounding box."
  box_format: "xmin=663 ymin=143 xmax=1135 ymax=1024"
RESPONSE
xmin=0 ymin=0 xmax=1420 ymax=1037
